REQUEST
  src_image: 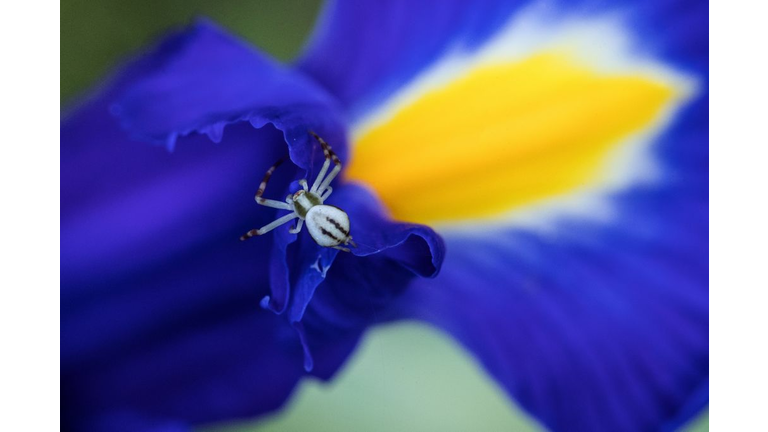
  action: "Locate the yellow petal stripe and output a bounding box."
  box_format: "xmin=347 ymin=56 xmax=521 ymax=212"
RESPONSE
xmin=345 ymin=52 xmax=677 ymax=225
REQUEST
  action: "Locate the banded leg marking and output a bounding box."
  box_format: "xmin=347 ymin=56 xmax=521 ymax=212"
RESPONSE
xmin=240 ymin=212 xmax=298 ymax=241
xmin=317 ymin=160 xmax=341 ymax=196
xmin=309 ymin=131 xmax=341 ymax=194
xmin=256 ymin=197 xmax=292 ymax=210
xmin=255 ymin=158 xmax=284 ymax=200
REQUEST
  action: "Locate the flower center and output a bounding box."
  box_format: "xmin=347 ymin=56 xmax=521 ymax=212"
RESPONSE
xmin=345 ymin=51 xmax=684 ymax=226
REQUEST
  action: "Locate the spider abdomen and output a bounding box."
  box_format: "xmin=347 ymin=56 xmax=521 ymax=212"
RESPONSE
xmin=305 ymin=205 xmax=351 ymax=247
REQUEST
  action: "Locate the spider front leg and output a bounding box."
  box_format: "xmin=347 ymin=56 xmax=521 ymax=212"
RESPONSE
xmin=256 ymin=197 xmax=292 ymax=210
xmin=241 ymin=212 xmax=299 ymax=241
xmin=254 ymin=159 xmax=292 ymax=210
xmin=317 ymin=156 xmax=341 ymax=195
xmin=320 ymin=186 xmax=333 ymax=201
xmin=309 ymin=131 xmax=341 ymax=195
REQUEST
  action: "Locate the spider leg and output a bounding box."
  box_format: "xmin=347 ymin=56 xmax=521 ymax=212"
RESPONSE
xmin=254 ymin=158 xmax=284 ymax=201
xmin=299 ymin=179 xmax=309 ymax=191
xmin=310 ymin=156 xmax=330 ymax=193
xmin=256 ymin=197 xmax=292 ymax=210
xmin=320 ymin=186 xmax=333 ymax=201
xmin=317 ymin=162 xmax=341 ymax=196
xmin=289 ymin=219 xmax=304 ymax=234
xmin=240 ymin=212 xmax=298 ymax=241
xmin=309 ymin=131 xmax=341 ymax=193
xmin=331 ymin=237 xmax=355 ymax=252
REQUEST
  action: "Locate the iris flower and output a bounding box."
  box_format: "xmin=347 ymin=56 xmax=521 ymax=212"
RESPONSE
xmin=61 ymin=0 xmax=708 ymax=431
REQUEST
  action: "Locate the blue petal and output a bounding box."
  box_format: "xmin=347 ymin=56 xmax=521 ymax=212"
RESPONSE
xmin=393 ymin=191 xmax=707 ymax=431
xmin=61 ymin=20 xmax=352 ymax=430
xmin=102 ymin=19 xmax=371 ymax=345
xmin=63 ymin=16 xmax=445 ymax=429
xmin=112 ymin=18 xmax=347 ymax=165
xmin=298 ymin=0 xmax=707 ymax=119
xmin=301 ymin=1 xmax=707 ymax=430
xmin=267 ymin=183 xmax=445 ymax=371
xmin=75 ymin=412 xmax=188 ymax=432
xmin=62 ymin=111 xmax=309 ymax=430
xmin=388 ymin=98 xmax=708 ymax=431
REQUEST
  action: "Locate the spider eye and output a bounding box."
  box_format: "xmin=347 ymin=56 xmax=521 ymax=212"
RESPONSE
xmin=293 ymin=190 xmax=305 ymax=199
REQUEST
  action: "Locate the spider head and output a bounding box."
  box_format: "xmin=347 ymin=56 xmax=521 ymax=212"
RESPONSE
xmin=292 ymin=189 xmax=322 ymax=218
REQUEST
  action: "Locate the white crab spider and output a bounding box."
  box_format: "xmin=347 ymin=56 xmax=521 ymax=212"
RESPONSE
xmin=240 ymin=131 xmax=356 ymax=252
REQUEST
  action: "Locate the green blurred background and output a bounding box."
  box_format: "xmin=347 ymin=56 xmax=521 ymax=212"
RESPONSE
xmin=61 ymin=1 xmax=708 ymax=430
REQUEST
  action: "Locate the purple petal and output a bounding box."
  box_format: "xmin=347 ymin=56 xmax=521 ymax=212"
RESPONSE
xmin=62 ymin=121 xmax=313 ymax=429
xmin=61 ymin=20 xmax=353 ymax=430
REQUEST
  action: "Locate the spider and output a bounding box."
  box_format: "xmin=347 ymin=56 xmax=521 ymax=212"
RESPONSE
xmin=240 ymin=131 xmax=356 ymax=252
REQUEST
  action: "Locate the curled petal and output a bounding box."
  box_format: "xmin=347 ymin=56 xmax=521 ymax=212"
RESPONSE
xmin=266 ymin=183 xmax=445 ymax=371
xmin=112 ymin=18 xmax=348 ymax=165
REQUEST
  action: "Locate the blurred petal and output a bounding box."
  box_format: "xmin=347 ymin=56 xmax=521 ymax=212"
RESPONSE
xmin=62 ymin=98 xmax=309 ymax=431
xmin=77 ymin=412 xmax=188 ymax=432
xmin=339 ymin=183 xmax=444 ymax=276
xmin=298 ymin=0 xmax=706 ymax=122
xmin=301 ymin=0 xmax=708 ymax=431
xmin=298 ymin=0 xmax=525 ymax=116
xmin=393 ymin=186 xmax=707 ymax=432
